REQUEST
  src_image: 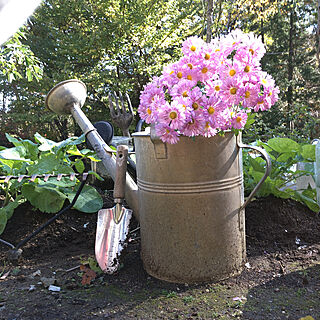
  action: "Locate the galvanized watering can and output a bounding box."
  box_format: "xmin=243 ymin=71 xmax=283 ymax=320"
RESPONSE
xmin=46 ymin=79 xmax=271 ymax=283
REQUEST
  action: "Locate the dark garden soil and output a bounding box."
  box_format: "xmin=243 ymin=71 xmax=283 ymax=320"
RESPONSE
xmin=0 ymin=194 xmax=319 ymax=320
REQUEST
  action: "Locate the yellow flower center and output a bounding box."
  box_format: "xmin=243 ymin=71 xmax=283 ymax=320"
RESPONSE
xmin=169 ymin=70 xmax=174 ymax=75
xmin=268 ymin=91 xmax=272 ymax=96
xmin=257 ymin=100 xmax=264 ymax=105
xmin=215 ymin=48 xmax=220 ymax=52
xmin=230 ymin=87 xmax=237 ymax=95
xmin=205 ymin=122 xmax=210 ymax=129
xmin=244 ymin=65 xmax=250 ymax=73
xmin=262 ymin=79 xmax=267 ymax=85
xmin=169 ymin=111 xmax=178 ymax=119
xmin=245 ymin=91 xmax=250 ymax=98
xmin=192 ymin=102 xmax=199 ymax=110
xmin=190 ymin=45 xmax=196 ymax=51
xmin=249 ymin=48 xmax=254 ymax=55
xmin=187 ymin=75 xmax=193 ymax=80
xmin=182 ymin=104 xmax=186 ymax=109
xmin=201 ymin=67 xmax=208 ymax=74
xmin=208 ymin=106 xmax=215 ymax=114
xmin=166 ymin=129 xmax=170 ymax=133
xmin=205 ymin=53 xmax=210 ymax=60
xmin=236 ymin=116 xmax=242 ymax=123
xmin=182 ymin=91 xmax=188 ymax=97
xmin=177 ymin=72 xmax=183 ymax=79
xmin=215 ymin=85 xmax=220 ymax=91
xmin=187 ymin=63 xmax=193 ymax=69
xmin=147 ymin=108 xmax=152 ymax=115
xmin=229 ymin=69 xmax=236 ymax=76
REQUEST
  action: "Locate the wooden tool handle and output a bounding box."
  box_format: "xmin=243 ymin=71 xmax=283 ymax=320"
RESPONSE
xmin=113 ymin=145 xmax=128 ymax=201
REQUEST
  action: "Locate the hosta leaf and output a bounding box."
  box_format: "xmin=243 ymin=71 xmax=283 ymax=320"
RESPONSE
xmin=291 ymin=190 xmax=320 ymax=213
xmin=301 ymin=145 xmax=316 ymax=162
xmin=0 ymin=210 xmax=7 ymax=235
xmin=0 ymin=147 xmax=28 ymax=161
xmin=34 ymin=133 xmax=58 ymax=151
xmin=27 ymin=153 xmax=74 ymax=175
xmin=2 ymin=196 xmax=26 ymax=219
xmin=268 ymin=138 xmax=299 ymax=153
xmin=75 ymin=159 xmax=85 ymax=173
xmin=22 ymin=184 xmax=67 ymax=213
xmin=248 ymin=156 xmax=266 ymax=173
xmin=276 ymin=152 xmax=296 ymax=162
xmin=64 ymin=184 xmax=103 ymax=213
xmin=5 ymin=133 xmax=39 ymax=160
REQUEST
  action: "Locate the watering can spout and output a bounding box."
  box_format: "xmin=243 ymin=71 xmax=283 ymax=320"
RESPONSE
xmin=45 ymin=79 xmax=139 ymax=220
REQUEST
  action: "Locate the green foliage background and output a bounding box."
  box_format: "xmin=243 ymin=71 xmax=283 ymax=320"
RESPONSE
xmin=0 ymin=0 xmax=318 ymax=143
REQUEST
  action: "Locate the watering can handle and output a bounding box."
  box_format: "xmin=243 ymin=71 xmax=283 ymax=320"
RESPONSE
xmin=237 ymin=139 xmax=272 ymax=210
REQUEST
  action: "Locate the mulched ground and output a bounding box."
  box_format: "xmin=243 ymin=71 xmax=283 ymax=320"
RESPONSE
xmin=0 ymin=194 xmax=319 ymax=319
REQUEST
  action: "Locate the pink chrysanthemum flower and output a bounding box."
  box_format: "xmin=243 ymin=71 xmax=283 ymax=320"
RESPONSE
xmin=158 ymin=100 xmax=187 ymax=130
xmin=253 ymin=97 xmax=272 ymax=112
xmin=138 ymin=29 xmax=279 ymax=143
xmin=155 ymin=125 xmax=180 ymax=144
xmin=205 ymin=79 xmax=223 ymax=98
xmin=170 ymin=79 xmax=194 ymax=99
xmin=242 ymin=83 xmax=260 ymax=108
xmin=182 ymin=36 xmax=205 ymax=57
xmin=182 ymin=115 xmax=206 ymax=137
xmin=203 ymin=121 xmax=217 ymax=138
xmin=241 ymin=31 xmax=266 ymax=63
xmin=220 ymin=77 xmax=244 ymax=106
xmin=231 ymin=111 xmax=248 ymax=129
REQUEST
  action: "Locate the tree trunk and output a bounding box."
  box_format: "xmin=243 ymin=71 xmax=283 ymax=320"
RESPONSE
xmin=206 ymin=0 xmax=213 ymax=43
xmin=287 ymin=8 xmax=294 ymax=108
xmin=317 ymin=0 xmax=320 ymax=67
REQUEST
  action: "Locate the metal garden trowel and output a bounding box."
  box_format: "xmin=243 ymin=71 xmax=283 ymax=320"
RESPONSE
xmin=95 ymin=145 xmax=133 ymax=273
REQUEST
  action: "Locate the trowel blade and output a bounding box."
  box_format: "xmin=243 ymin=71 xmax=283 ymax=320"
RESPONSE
xmin=95 ymin=207 xmax=132 ymax=274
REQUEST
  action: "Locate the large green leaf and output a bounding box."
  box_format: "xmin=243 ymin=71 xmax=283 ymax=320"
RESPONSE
xmin=248 ymin=156 xmax=266 ymax=173
xmin=64 ymin=184 xmax=103 ymax=213
xmin=5 ymin=133 xmax=39 ymax=160
xmin=34 ymin=133 xmax=57 ymax=152
xmin=0 ymin=196 xmax=26 ymax=220
xmin=0 ymin=210 xmax=7 ymax=235
xmin=301 ymin=144 xmax=316 ymax=162
xmin=291 ymin=190 xmax=320 ymax=213
xmin=0 ymin=147 xmax=28 ymax=161
xmin=267 ymin=138 xmax=299 ymax=153
xmin=27 ymin=153 xmax=74 ymax=175
xmin=21 ymin=184 xmax=67 ymax=213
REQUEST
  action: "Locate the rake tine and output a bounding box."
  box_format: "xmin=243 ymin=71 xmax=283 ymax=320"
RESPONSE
xmin=30 ymin=174 xmax=38 ymax=182
xmin=126 ymin=92 xmax=134 ymax=115
xmin=17 ymin=175 xmax=27 ymax=183
xmin=108 ymin=92 xmax=117 ymax=118
xmin=4 ymin=175 xmax=13 ymax=184
xmin=113 ymin=91 xmax=121 ymax=115
xmin=44 ymin=174 xmax=52 ymax=182
xmin=70 ymin=173 xmax=76 ymax=181
xmin=118 ymin=91 xmax=125 ymax=113
xmin=82 ymin=172 xmax=88 ymax=181
xmin=57 ymin=173 xmax=63 ymax=181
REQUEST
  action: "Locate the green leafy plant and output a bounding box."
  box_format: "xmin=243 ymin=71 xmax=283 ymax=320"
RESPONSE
xmin=243 ymin=137 xmax=319 ymax=212
xmin=0 ymin=133 xmax=103 ymax=234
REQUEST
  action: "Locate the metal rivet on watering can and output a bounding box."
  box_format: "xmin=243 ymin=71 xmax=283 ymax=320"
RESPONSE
xmin=132 ymin=129 xmax=271 ymax=284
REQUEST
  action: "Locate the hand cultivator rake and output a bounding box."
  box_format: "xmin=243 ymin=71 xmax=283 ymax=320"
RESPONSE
xmin=0 ymin=172 xmax=89 ymax=260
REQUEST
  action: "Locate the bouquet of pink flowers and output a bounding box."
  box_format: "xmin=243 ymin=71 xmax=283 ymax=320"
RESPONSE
xmin=138 ymin=29 xmax=279 ymax=144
